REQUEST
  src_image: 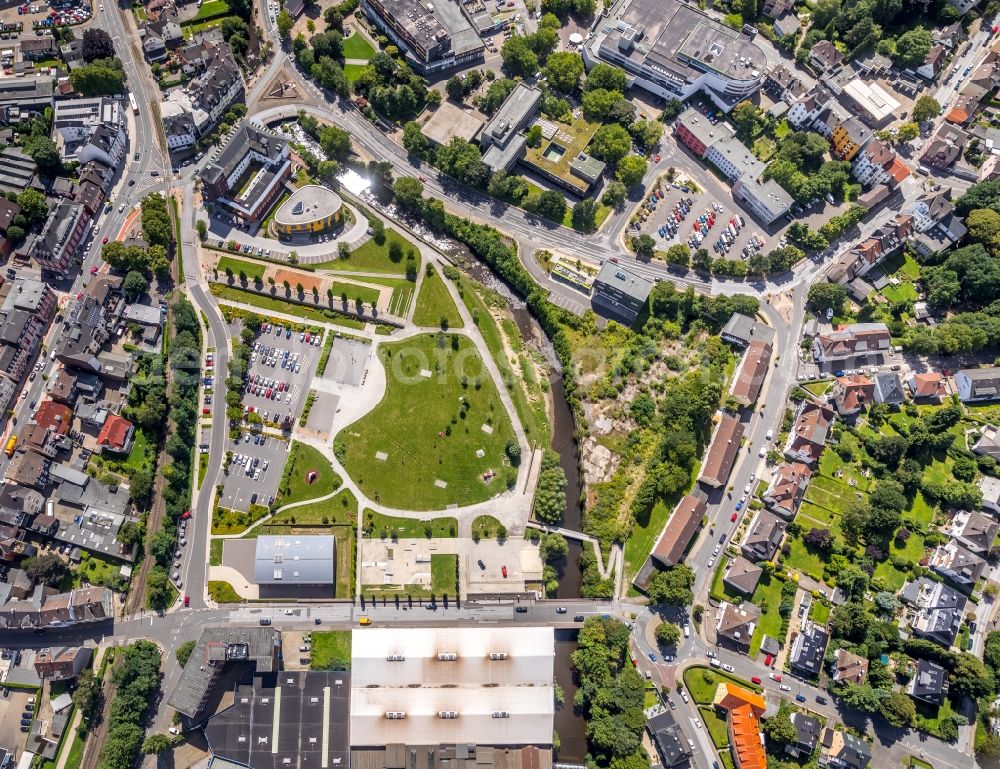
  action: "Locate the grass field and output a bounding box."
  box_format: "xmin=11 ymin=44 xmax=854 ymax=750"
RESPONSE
xmin=431 ymin=553 xmax=458 ymax=595
xmin=210 ymin=539 xmax=223 ymax=566
xmin=276 ymin=441 xmax=342 ymax=507
xmin=365 ymin=276 xmax=416 ymax=317
xmin=345 ymin=63 xmax=367 ymax=83
xmin=311 ymin=631 xmax=352 ymax=670
xmin=363 ymin=510 xmax=458 ymax=538
xmin=413 ymin=267 xmax=464 ymax=328
xmin=212 ymin=505 xmax=270 ymax=535
xmin=210 ymin=283 xmax=368 ymax=330
xmin=72 ymin=554 xmax=122 ymax=589
xmin=208 ymin=581 xmax=243 ymax=603
xmin=472 ymin=514 xmax=505 ymax=540
xmin=339 ymin=334 xmax=517 ymax=509
xmin=699 ymin=705 xmax=730 ymax=749
xmin=217 ymin=256 xmax=267 ymax=283
xmin=682 ymin=666 xmax=761 ymax=704
xmin=809 ymin=600 xmax=831 ymax=625
xmin=328 ymin=280 xmax=381 ymax=307
xmin=342 ymin=31 xmax=375 ymax=60
xmin=314 ymin=228 xmax=416 ymax=275
xmin=272 ymin=489 xmax=358 ymax=526
xmin=191 ymin=0 xmax=230 ymax=20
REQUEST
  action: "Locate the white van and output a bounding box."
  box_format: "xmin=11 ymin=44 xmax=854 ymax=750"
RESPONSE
xmin=683 ymin=624 xmax=690 ymax=638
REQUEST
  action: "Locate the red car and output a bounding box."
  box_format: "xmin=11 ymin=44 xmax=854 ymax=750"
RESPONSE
xmin=183 ymin=595 xmax=190 ymax=607
xmin=751 ymin=676 xmax=762 ymax=685
xmin=76 ymin=292 xmax=83 ymax=300
xmin=265 ymin=388 xmax=272 ymax=398
xmin=181 ymin=510 xmax=192 ymax=520
xmin=90 ymin=265 xmax=98 ymax=275
xmin=501 ymin=565 xmax=508 ymax=578
xmin=654 ymin=154 xmax=661 ymax=163
xmin=771 ymin=673 xmax=782 ymax=682
xmin=764 ymin=654 xmax=773 ymax=667
xmin=102 ymin=237 xmax=109 ymax=244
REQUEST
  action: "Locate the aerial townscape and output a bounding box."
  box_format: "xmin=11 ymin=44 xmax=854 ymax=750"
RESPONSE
xmin=11 ymin=0 xmax=1000 ymax=769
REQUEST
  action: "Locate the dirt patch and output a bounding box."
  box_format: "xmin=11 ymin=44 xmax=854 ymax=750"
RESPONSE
xmin=274 ymin=268 xmax=324 ymax=293
xmin=281 ymin=630 xmax=311 ymax=670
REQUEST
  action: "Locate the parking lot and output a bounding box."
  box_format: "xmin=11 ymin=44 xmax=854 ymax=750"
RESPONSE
xmin=218 ymin=323 xmax=324 ymax=513
xmin=0 ymin=685 xmax=35 ymax=752
xmin=0 ymin=0 xmax=91 ymax=41
xmin=633 ymin=185 xmax=771 ymax=263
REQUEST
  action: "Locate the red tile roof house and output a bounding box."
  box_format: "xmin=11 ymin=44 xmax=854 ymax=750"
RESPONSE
xmin=906 ymin=372 xmax=949 ymax=402
xmin=830 ymin=374 xmax=876 ymax=417
xmin=96 ymin=414 xmax=135 ymax=454
xmin=762 ymin=462 xmax=812 ymax=519
xmin=783 ymin=401 xmax=835 ymax=466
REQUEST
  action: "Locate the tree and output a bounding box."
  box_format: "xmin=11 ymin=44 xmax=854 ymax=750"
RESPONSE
xmin=731 ymin=101 xmax=766 ymax=141
xmin=392 ymin=176 xmax=424 ymax=212
xmin=544 ymin=51 xmax=584 ymax=93
xmin=602 ymin=180 xmax=628 ymax=208
xmin=762 ymin=706 xmax=798 ymax=745
xmin=311 ymin=56 xmax=349 ymax=98
xmin=17 ymin=188 xmax=49 ymax=222
xmin=480 ymin=78 xmax=519 ymax=115
xmin=629 ymin=120 xmax=661 ymax=151
xmin=538 ymin=531 xmax=569 ymax=561
xmin=533 ymin=450 xmax=567 ymax=523
xmin=21 ymin=135 xmax=61 ymax=174
xmin=616 ymin=155 xmax=647 ymax=188
xmin=951 ymin=653 xmax=997 ymax=699
xmin=175 ymin=640 xmax=196 ymax=668
xmin=82 ymin=28 xmax=115 ymax=62
xmin=276 ymin=9 xmax=294 ymax=38
xmin=586 ymin=62 xmax=628 ymax=93
xmin=913 ymin=95 xmax=942 ymax=123
xmin=572 ymin=198 xmax=600 ymax=232
xmin=655 ymin=621 xmax=681 ymax=648
xmin=633 ymin=233 xmax=655 ymax=257
xmin=446 ymin=75 xmax=465 ymax=102
xmin=837 ymin=565 xmax=869 ymax=599
xmin=531 ymin=189 xmax=567 ymax=222
xmin=123 ymin=270 xmax=149 ymax=299
xmin=582 ymin=88 xmax=624 ymax=121
xmin=72 ymin=669 xmax=102 ymax=721
xmin=590 ymin=124 xmax=632 ymax=164
xmin=196 ymin=219 xmax=208 ymax=241
xmin=646 ymin=565 xmax=695 ymax=606
xmin=895 ymin=122 xmax=919 ymax=142
xmin=501 ymin=36 xmax=539 ymax=76
xmin=142 ymin=735 xmax=173 ymax=755
xmin=402 ymin=121 xmax=429 ymax=157
xmin=878 ymin=691 xmax=915 ymax=728
xmin=25 ymin=553 xmax=69 ymax=587
xmin=70 ymin=61 xmax=126 ymax=96
xmin=807 ymin=282 xmax=846 ymax=314
xmin=894 ymin=28 xmax=932 ymax=68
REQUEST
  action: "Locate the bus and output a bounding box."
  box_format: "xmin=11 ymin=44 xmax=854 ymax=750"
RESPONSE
xmin=4 ymin=435 xmax=15 ymax=457
xmin=128 ymin=92 xmax=138 ymax=115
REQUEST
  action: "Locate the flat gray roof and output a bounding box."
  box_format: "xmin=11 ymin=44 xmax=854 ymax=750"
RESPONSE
xmin=422 ymin=102 xmax=484 ymax=146
xmin=482 ymin=83 xmax=541 ymax=147
xmin=594 ymin=261 xmax=653 ymax=302
xmin=254 ymin=535 xmax=335 ymax=584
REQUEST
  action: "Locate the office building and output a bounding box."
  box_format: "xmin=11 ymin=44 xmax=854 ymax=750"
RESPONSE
xmin=361 ymin=0 xmax=484 ymax=74
xmin=590 ymin=262 xmax=652 ymax=324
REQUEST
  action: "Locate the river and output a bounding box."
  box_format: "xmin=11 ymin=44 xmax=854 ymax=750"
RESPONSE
xmin=554 ymin=629 xmax=588 ymax=763
xmin=458 ymin=259 xmax=587 ymax=598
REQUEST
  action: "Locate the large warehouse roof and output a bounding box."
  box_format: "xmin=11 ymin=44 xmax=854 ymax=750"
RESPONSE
xmin=254 ymin=535 xmax=335 ymax=585
xmin=350 ymin=626 xmax=554 ymax=688
xmin=350 ymin=627 xmax=554 ymax=747
xmin=350 ymin=686 xmax=553 ymax=747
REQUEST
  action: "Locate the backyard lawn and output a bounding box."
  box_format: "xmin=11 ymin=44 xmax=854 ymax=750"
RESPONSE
xmin=783 ymin=534 xmax=827 ymax=581
xmin=748 ymin=574 xmax=786 ymax=658
xmin=275 ymin=441 xmax=342 ymax=507
xmin=314 ymin=227 xmax=416 ymax=275
xmin=339 ymin=333 xmax=517 ymax=509
xmin=412 ymin=267 xmax=464 ymax=329
xmin=311 ymin=631 xmax=352 ymax=670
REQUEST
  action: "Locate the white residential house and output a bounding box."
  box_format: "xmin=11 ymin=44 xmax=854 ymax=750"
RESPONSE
xmin=955 ymin=367 xmax=1000 ymax=403
xmin=980 ymin=475 xmax=1000 ymax=515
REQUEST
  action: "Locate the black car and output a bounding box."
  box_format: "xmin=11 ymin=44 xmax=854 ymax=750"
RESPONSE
xmin=573 ymin=615 xmax=585 ymax=622
xmin=314 ymin=618 xmax=322 ymax=625
xmin=515 ymin=606 xmax=528 ymax=613
xmin=815 ymin=696 xmax=827 ymax=705
xmin=477 ymin=559 xmax=485 ymax=570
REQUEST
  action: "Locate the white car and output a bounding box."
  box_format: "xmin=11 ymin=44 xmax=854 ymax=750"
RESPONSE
xmin=758 ymin=446 xmax=767 ymax=458
xmin=168 ymin=727 xmax=179 ymax=735
xmin=779 ymin=684 xmax=791 ymax=692
xmin=743 ymin=484 xmax=751 ymax=495
xmin=765 ymin=428 xmax=774 ymax=441
xmin=693 ymin=719 xmax=702 ymax=730
xmin=284 ymin=608 xmax=294 ymax=615
xmin=680 ymin=689 xmax=690 ymax=704
xmin=707 ymin=557 xmax=715 ymax=567
xmin=721 ymin=663 xmax=735 ymax=673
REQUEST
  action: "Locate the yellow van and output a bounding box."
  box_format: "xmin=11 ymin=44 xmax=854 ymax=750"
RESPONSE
xmin=358 ymin=617 xmax=372 ymax=626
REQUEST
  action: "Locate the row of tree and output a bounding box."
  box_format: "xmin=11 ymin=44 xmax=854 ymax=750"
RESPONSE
xmin=97 ymin=641 xmax=162 ymax=769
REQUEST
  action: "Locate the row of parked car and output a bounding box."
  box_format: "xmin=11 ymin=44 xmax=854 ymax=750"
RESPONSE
xmin=656 ymin=196 xmax=694 ymax=241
